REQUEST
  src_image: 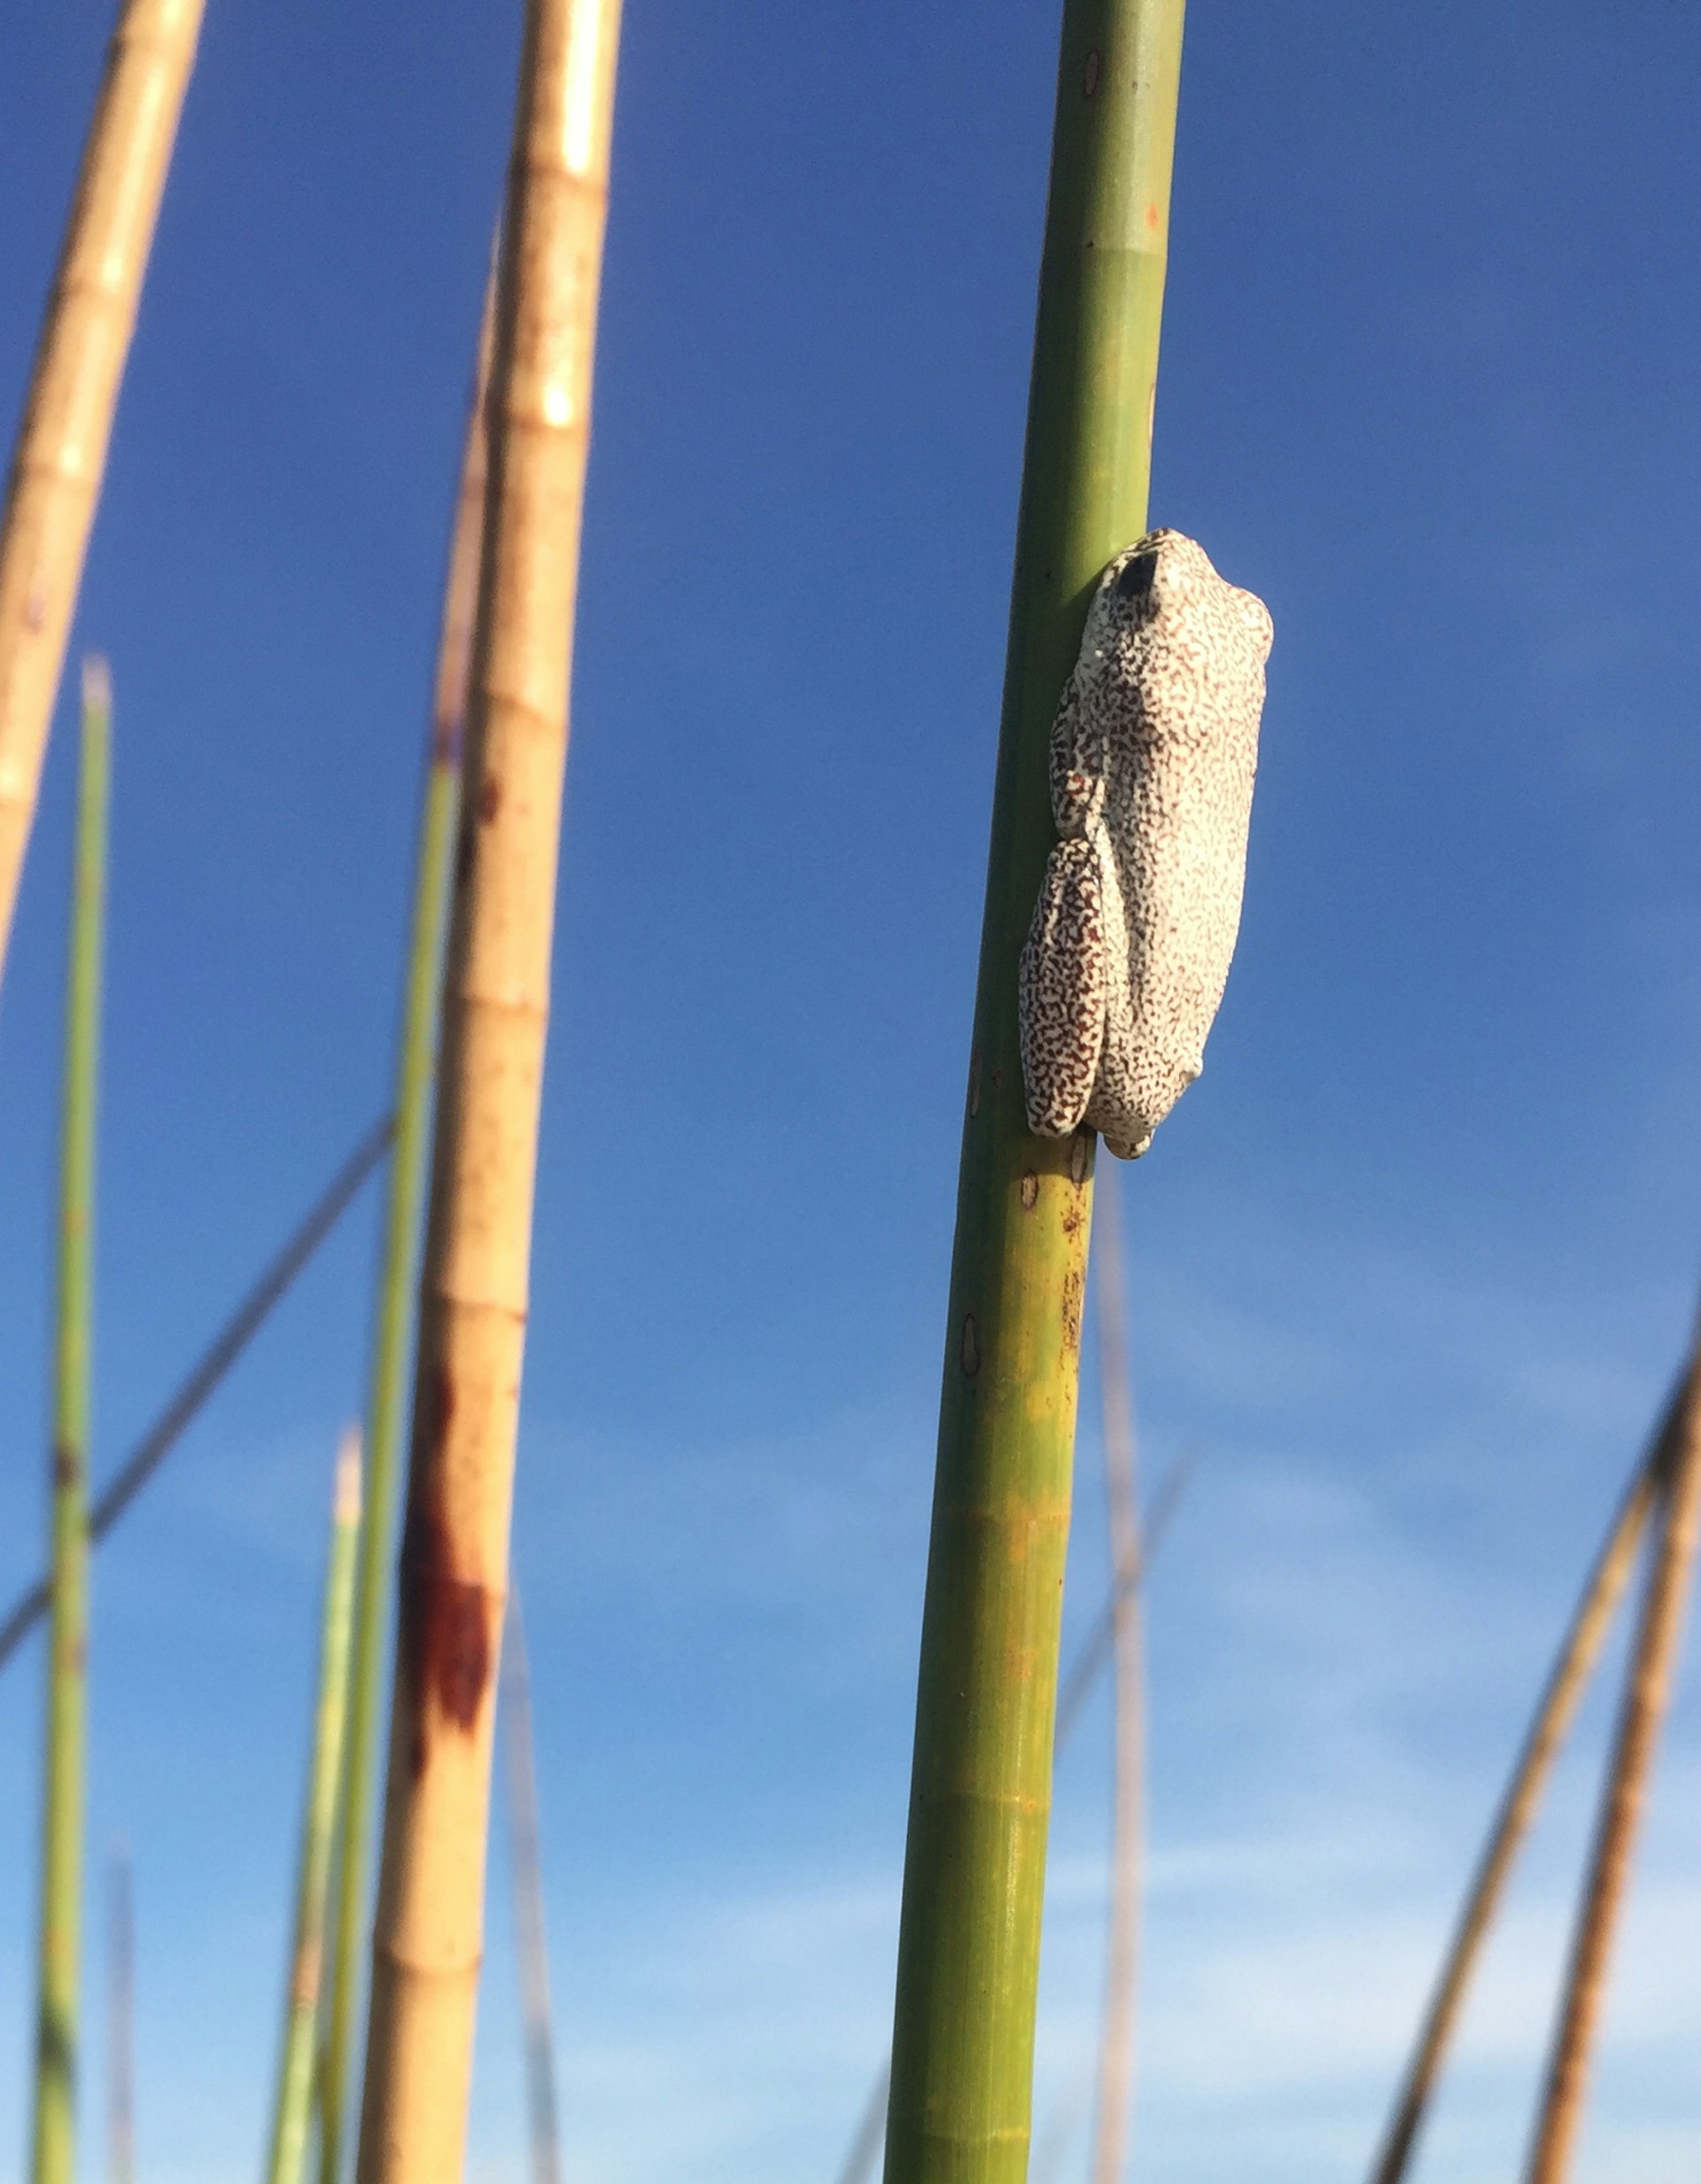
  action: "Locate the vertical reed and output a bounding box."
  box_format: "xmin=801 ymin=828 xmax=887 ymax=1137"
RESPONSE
xmin=353 ymin=0 xmax=624 ymax=2173
xmin=30 ymin=656 xmax=112 ymax=2184
xmin=501 ymin=1597 xmax=563 ymax=2184
xmin=834 ymin=1449 xmax=1191 ymax=2184
xmin=316 ymin=279 xmax=495 ymax=2184
xmin=1090 ymin=1170 xmax=1143 ymax=2184
xmin=0 ymin=0 xmax=204 ymax=987
xmin=883 ymin=5 xmax=1185 ymax=2178
xmin=265 ymin=1433 xmax=363 ymax=2184
xmin=1369 ymin=1395 xmax=1675 ymax=2184
xmin=1522 ymin=1345 xmax=1701 ymax=2184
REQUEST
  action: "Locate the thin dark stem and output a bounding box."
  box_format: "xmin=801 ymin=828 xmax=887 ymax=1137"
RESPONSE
xmin=0 ymin=1115 xmax=392 ymax=1676
xmin=1367 ymin=1388 xmax=1678 ymax=2184
xmin=106 ymin=1845 xmax=133 ymax=2184
xmin=502 ymin=1597 xmax=563 ymax=2184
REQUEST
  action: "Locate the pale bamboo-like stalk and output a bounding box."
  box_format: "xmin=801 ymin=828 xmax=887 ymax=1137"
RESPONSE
xmin=31 ymin=657 xmax=111 ymax=2184
xmin=316 ymin=276 xmax=495 ymax=2184
xmin=353 ymin=2 xmax=624 ymax=2174
xmin=1368 ymin=1390 xmax=1676 ymax=2184
xmin=501 ymin=1596 xmax=563 ymax=2184
xmin=106 ymin=1844 xmax=134 ymax=2184
xmin=1090 ymin=1168 xmax=1143 ymax=2184
xmin=265 ymin=1434 xmax=363 ymax=2184
xmin=1521 ymin=1346 xmax=1701 ymax=2184
xmin=884 ymin=4 xmax=1185 ymax=2174
xmin=0 ymin=0 xmax=204 ymax=988
xmin=1055 ymin=1447 xmax=1192 ymax=1746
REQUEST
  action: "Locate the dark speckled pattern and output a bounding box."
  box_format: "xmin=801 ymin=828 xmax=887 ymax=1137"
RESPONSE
xmin=1019 ymin=530 xmax=1271 ymax=1161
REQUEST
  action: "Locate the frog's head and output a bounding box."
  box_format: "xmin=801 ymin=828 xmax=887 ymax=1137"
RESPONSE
xmin=1097 ymin=529 xmax=1272 ymax=664
xmin=1102 ymin=528 xmax=1194 ymax=629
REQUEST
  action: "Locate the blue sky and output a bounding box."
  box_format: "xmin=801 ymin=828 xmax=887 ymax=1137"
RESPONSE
xmin=3 ymin=0 xmax=1701 ymax=2179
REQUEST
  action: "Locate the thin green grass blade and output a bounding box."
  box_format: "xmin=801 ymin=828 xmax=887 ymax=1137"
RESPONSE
xmin=31 ymin=657 xmax=112 ymax=2184
xmin=266 ymin=1434 xmax=364 ymax=2184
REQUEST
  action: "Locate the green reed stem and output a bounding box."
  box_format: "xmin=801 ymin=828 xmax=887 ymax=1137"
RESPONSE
xmin=30 ymin=657 xmax=111 ymax=2184
xmin=267 ymin=1434 xmax=364 ymax=2184
xmin=883 ymin=7 xmax=1185 ymax=2180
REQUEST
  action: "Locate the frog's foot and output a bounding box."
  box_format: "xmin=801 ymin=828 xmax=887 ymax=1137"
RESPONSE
xmin=1104 ymin=1125 xmax=1153 ymax=1160
xmin=1086 ymin=1046 xmax=1200 ymax=1162
xmin=1019 ymin=835 xmax=1108 ymax=1139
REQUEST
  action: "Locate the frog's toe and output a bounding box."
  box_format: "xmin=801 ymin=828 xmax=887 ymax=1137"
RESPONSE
xmin=1104 ymin=1123 xmax=1153 ymax=1160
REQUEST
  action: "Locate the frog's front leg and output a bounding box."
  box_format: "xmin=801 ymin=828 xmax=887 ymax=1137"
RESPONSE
xmin=1019 ymin=832 xmax=1110 ymax=1139
xmin=1048 ymin=672 xmax=1106 ymax=838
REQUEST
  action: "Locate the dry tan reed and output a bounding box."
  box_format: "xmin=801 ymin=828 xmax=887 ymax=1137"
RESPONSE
xmin=1368 ymin=1391 xmax=1676 ymax=2184
xmin=316 ymin=270 xmax=495 ymax=2184
xmin=0 ymin=0 xmax=204 ymax=985
xmin=352 ymin=3 xmax=623 ymax=2177
xmin=1521 ymin=1347 xmax=1701 ymax=2184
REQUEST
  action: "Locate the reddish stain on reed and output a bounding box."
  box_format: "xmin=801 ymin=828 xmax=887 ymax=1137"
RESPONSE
xmin=400 ymin=1366 xmax=493 ymax=1772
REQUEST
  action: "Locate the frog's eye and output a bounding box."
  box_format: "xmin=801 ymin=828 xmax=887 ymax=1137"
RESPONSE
xmin=1115 ymin=550 xmax=1158 ymax=604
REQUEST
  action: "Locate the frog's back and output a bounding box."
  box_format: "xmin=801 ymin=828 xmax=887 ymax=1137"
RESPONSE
xmin=1068 ymin=531 xmax=1270 ymax=1157
xmin=1108 ymin=557 xmax=1268 ymax=1088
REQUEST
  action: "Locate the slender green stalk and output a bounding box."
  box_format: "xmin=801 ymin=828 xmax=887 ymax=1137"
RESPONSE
xmin=1090 ymin=1169 xmax=1143 ymax=2184
xmin=1368 ymin=1392 xmax=1675 ymax=2184
xmin=834 ymin=1447 xmax=1191 ymax=2184
xmin=316 ymin=286 xmax=492 ymax=2184
xmin=31 ymin=655 xmax=111 ymax=2184
xmin=0 ymin=1115 xmax=392 ymax=1681
xmin=501 ymin=1597 xmax=562 ymax=2184
xmin=883 ymin=7 xmax=1184 ymax=2180
xmin=266 ymin=1433 xmax=364 ymax=2184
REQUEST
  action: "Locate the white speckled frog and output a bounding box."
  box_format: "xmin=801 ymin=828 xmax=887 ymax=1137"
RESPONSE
xmin=1019 ymin=528 xmax=1272 ymax=1159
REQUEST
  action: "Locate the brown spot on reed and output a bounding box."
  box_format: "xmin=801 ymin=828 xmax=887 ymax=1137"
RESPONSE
xmin=1060 ymin=1268 xmax=1084 ymax=1358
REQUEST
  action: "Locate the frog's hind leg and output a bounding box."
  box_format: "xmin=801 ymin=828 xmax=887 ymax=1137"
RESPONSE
xmin=1020 ymin=834 xmax=1109 ymax=1139
xmin=1079 ymin=842 xmax=1158 ymax=1159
